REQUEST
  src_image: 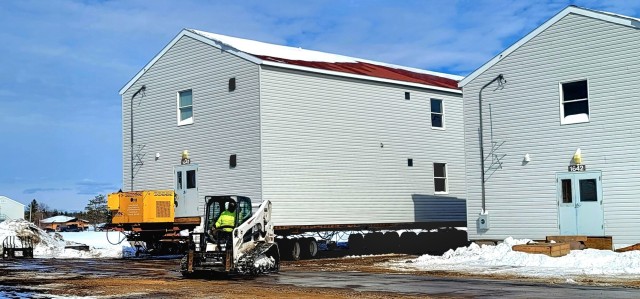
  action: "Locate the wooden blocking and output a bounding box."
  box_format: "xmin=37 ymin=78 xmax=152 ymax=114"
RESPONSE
xmin=583 ymin=236 xmax=613 ymax=250
xmin=546 ymin=235 xmax=587 ymax=243
xmin=615 ymin=243 xmax=640 ymax=253
xmin=512 ymin=243 xmax=570 ymax=257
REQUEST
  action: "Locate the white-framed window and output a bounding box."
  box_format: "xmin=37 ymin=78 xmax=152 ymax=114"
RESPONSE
xmin=177 ymin=89 xmax=193 ymax=125
xmin=431 ymin=99 xmax=444 ymax=129
xmin=560 ymin=80 xmax=589 ymax=125
xmin=433 ymin=162 xmax=448 ymax=194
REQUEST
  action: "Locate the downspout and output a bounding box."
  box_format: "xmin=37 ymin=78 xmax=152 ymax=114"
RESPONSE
xmin=130 ymin=85 xmax=146 ymax=191
xmin=478 ymin=75 xmax=505 ymax=213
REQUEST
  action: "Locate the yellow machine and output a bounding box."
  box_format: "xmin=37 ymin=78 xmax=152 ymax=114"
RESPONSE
xmin=108 ymin=190 xmax=175 ymax=224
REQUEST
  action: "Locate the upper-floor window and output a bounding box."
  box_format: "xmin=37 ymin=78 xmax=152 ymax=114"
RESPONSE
xmin=178 ymin=89 xmax=193 ymax=125
xmin=560 ymin=80 xmax=589 ymax=125
xmin=431 ymin=99 xmax=444 ymax=128
xmin=434 ymin=162 xmax=448 ymax=194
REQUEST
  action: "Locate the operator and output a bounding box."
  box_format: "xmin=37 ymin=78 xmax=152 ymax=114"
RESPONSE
xmin=215 ymin=202 xmax=237 ymax=232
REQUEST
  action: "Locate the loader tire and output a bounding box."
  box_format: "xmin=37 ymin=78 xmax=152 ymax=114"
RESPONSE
xmin=382 ymin=232 xmax=400 ymax=253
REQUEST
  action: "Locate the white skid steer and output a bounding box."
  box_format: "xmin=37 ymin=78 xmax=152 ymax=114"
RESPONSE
xmin=181 ymin=195 xmax=280 ymax=277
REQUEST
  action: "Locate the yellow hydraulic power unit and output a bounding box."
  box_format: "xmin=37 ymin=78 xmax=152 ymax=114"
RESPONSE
xmin=108 ymin=190 xmax=175 ymax=224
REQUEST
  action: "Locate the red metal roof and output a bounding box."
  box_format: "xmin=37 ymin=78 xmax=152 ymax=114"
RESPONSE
xmin=255 ymin=55 xmax=460 ymax=90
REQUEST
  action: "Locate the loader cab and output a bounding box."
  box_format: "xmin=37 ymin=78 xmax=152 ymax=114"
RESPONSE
xmin=204 ymin=196 xmax=253 ymax=234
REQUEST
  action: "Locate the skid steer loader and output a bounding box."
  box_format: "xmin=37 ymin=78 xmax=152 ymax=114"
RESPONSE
xmin=180 ymin=195 xmax=280 ymax=277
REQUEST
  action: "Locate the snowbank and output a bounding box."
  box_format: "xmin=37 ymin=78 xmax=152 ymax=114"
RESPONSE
xmin=0 ymin=219 xmax=133 ymax=259
xmin=390 ymin=237 xmax=640 ymax=278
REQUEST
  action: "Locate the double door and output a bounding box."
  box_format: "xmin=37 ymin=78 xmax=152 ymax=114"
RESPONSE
xmin=557 ymin=171 xmax=604 ymax=236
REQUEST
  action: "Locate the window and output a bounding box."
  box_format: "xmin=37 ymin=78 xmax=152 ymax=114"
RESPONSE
xmin=431 ymin=99 xmax=444 ymax=128
xmin=230 ymin=154 xmax=237 ymax=168
xmin=177 ymin=89 xmax=193 ymax=125
xmin=176 ymin=171 xmax=183 ymax=190
xmin=407 ymin=158 xmax=413 ymax=167
xmin=579 ymin=179 xmax=597 ymax=202
xmin=433 ymin=163 xmax=447 ymax=193
xmin=561 ymin=179 xmax=572 ymax=203
xmin=186 ymin=170 xmax=196 ymax=189
xmin=229 ymin=78 xmax=236 ymax=91
xmin=560 ymin=80 xmax=589 ymax=124
xmin=405 ymin=92 xmax=410 ymax=100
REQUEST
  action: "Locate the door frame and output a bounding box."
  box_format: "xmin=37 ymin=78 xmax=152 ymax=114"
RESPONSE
xmin=556 ymin=170 xmax=604 ymax=236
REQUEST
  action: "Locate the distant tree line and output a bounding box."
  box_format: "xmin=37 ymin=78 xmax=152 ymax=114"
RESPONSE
xmin=24 ymin=195 xmax=111 ymax=227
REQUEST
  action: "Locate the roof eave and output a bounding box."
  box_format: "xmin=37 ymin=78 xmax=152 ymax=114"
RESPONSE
xmin=459 ymin=6 xmax=640 ymax=88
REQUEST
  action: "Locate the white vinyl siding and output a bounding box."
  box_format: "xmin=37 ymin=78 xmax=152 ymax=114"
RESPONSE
xmin=121 ymin=36 xmax=262 ymax=210
xmin=260 ymin=66 xmax=466 ymax=226
xmin=462 ymin=13 xmax=640 ymax=246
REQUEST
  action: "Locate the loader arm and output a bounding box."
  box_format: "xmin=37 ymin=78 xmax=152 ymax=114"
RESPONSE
xmin=230 ymin=199 xmax=276 ymax=264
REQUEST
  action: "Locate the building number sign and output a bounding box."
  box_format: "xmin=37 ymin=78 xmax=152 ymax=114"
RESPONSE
xmin=568 ymin=164 xmax=586 ymax=172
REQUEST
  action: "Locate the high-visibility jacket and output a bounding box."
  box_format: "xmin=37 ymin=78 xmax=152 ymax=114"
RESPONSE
xmin=215 ymin=210 xmax=236 ymax=232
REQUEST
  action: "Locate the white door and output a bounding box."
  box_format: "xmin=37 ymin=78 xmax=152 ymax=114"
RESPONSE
xmin=174 ymin=164 xmax=199 ymax=217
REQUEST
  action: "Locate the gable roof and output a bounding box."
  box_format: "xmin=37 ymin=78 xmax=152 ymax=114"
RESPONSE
xmin=41 ymin=215 xmax=76 ymax=224
xmin=459 ymin=6 xmax=640 ymax=87
xmin=0 ymin=196 xmax=24 ymax=207
xmin=120 ymin=30 xmax=462 ymax=95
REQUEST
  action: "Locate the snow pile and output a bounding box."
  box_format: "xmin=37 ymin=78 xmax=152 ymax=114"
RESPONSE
xmin=0 ymin=219 xmax=132 ymax=259
xmin=390 ymin=237 xmax=640 ymax=278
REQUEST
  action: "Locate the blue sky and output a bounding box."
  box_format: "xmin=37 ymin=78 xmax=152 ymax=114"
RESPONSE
xmin=1 ymin=0 xmax=639 ymax=211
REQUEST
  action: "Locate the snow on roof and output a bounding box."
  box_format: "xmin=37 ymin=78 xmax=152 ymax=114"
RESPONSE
xmin=41 ymin=215 xmax=76 ymax=224
xmin=460 ymin=5 xmax=640 ymax=87
xmin=190 ymin=29 xmax=461 ymax=90
xmin=0 ymin=196 xmax=25 ymax=207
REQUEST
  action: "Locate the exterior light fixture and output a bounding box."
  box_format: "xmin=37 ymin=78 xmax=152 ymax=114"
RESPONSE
xmin=573 ymin=148 xmax=582 ymax=164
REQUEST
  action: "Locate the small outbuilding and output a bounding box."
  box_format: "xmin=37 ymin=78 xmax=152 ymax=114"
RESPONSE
xmin=459 ymin=6 xmax=640 ymax=247
xmin=40 ymin=216 xmax=88 ymax=232
xmin=0 ymin=196 xmax=25 ymax=222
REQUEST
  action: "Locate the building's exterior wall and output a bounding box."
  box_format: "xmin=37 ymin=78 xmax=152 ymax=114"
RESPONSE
xmin=0 ymin=196 xmax=24 ymax=221
xmin=260 ymin=66 xmax=466 ymax=226
xmin=462 ymin=13 xmax=640 ymax=245
xmin=120 ymin=36 xmax=262 ymax=214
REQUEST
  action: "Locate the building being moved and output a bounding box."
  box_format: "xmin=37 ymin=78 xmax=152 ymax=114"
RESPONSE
xmin=119 ymin=29 xmax=467 ymax=231
xmin=460 ymin=6 xmax=640 ymax=247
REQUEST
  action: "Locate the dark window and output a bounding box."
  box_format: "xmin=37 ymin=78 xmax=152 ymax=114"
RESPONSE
xmin=405 ymin=92 xmax=410 ymax=100
xmin=433 ymin=163 xmax=447 ymax=193
xmin=407 ymin=158 xmax=413 ymax=167
xmin=230 ymin=154 xmax=237 ymax=168
xmin=579 ymin=179 xmax=597 ymax=202
xmin=229 ymin=78 xmax=236 ymax=91
xmin=176 ymin=171 xmax=183 ymax=190
xmin=561 ymin=80 xmax=589 ymax=122
xmin=561 ymin=179 xmax=572 ymax=203
xmin=186 ymin=170 xmax=196 ymax=189
xmin=237 ymin=197 xmax=253 ymax=224
xmin=431 ymin=99 xmax=444 ymax=128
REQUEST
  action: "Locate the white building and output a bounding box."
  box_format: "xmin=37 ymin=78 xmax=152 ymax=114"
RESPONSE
xmin=0 ymin=196 xmax=25 ymax=221
xmin=119 ymin=29 xmax=467 ymax=229
xmin=460 ymin=6 xmax=640 ymax=246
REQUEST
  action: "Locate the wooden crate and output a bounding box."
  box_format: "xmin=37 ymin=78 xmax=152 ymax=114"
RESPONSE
xmin=546 ymin=236 xmax=587 ymax=243
xmin=583 ymin=236 xmax=613 ymax=250
xmin=512 ymin=243 xmax=570 ymax=257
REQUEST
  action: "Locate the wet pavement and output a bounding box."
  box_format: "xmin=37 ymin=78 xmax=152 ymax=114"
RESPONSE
xmin=1 ymin=258 xmax=639 ymax=298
